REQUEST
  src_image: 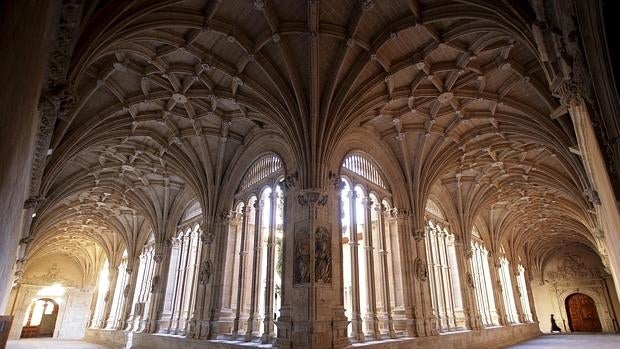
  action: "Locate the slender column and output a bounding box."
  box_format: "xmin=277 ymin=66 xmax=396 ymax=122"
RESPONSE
xmin=377 ymin=205 xmax=396 ymax=337
xmin=233 ymin=207 xmax=249 ymax=337
xmin=439 ymin=231 xmax=455 ymax=330
xmin=454 ymin=241 xmax=482 ymax=330
xmin=362 ymin=197 xmax=380 ymax=339
xmin=348 ymin=190 xmax=364 ymax=341
xmin=262 ymin=191 xmax=278 ymax=343
xmin=524 ymin=268 xmax=538 ymax=322
xmin=487 ymin=254 xmax=508 ymax=326
xmin=508 ymin=262 xmax=525 ymax=323
xmin=145 ymin=239 xmax=172 ymax=333
xmin=246 ymin=200 xmax=264 ymax=339
xmin=100 ymin=264 xmax=120 ymax=328
xmin=425 ymin=226 xmax=442 ymax=330
xmin=119 ymin=257 xmax=140 ymax=330
xmin=392 ymin=210 xmax=418 ymax=336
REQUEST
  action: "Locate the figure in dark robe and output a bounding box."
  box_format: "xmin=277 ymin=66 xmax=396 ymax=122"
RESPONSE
xmin=550 ymin=314 xmax=562 ymax=332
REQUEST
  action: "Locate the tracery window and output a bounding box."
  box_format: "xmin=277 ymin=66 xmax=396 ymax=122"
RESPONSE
xmin=161 ymin=223 xmax=201 ymax=335
xmin=340 ymin=153 xmax=397 ymax=340
xmin=498 ymin=256 xmax=519 ymax=324
xmin=470 ymin=240 xmax=499 ymax=326
xmin=127 ymin=233 xmax=156 ymax=331
xmin=516 ymin=264 xmax=532 ymax=322
xmin=229 ymin=153 xmax=285 ymax=342
xmin=90 ymin=259 xmax=110 ymax=328
xmin=424 ymin=218 xmax=465 ymax=332
xmin=107 ymin=249 xmax=129 ymax=329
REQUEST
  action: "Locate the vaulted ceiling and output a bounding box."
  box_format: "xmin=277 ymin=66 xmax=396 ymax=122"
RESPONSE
xmin=26 ymin=0 xmax=603 ymax=278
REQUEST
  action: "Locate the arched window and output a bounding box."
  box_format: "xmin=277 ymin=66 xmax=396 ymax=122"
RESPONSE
xmin=340 ymin=153 xmax=397 ymax=340
xmin=229 ymin=153 xmax=285 ymax=342
xmin=517 ymin=264 xmax=532 ymax=322
xmin=127 ymin=233 xmax=156 ymax=331
xmin=161 ymin=223 xmax=201 ymax=335
xmin=470 ymin=239 xmax=499 ymax=327
xmin=90 ymin=259 xmax=110 ymax=328
xmin=498 ymin=256 xmax=519 ymax=324
xmin=107 ymin=249 xmax=129 ymax=329
xmin=424 ymin=216 xmax=465 ymax=332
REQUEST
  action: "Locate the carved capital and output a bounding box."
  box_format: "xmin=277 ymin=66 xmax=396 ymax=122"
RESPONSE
xmin=554 ymin=79 xmax=586 ymax=107
xmin=413 ymin=229 xmax=425 ymax=241
xmin=19 ymin=236 xmax=34 ymax=245
xmin=297 ymin=189 xmax=328 ymax=207
xmin=583 ymin=187 xmax=601 ymax=206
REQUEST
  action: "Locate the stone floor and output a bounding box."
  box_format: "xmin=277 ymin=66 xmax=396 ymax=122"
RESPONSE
xmin=505 ymin=333 xmax=620 ymax=348
xmin=6 ymin=338 xmax=109 ymax=348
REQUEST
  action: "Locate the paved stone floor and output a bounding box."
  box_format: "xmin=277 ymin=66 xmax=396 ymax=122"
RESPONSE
xmin=6 ymin=338 xmax=109 ymax=348
xmin=506 ymin=333 xmax=620 ymax=348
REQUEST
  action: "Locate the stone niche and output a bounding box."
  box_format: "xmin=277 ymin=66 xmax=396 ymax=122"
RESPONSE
xmin=7 ymin=254 xmax=94 ymax=340
xmin=532 ymin=246 xmax=620 ymax=333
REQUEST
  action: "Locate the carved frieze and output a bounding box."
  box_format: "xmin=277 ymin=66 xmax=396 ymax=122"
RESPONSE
xmin=199 ymin=260 xmax=212 ymax=285
xmin=414 ymin=258 xmax=428 ymax=282
xmin=294 ymin=223 xmax=310 ymax=285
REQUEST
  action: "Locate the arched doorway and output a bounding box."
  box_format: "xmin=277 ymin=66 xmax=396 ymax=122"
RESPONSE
xmin=20 ymin=298 xmax=59 ymax=338
xmin=565 ymin=293 xmax=602 ymax=332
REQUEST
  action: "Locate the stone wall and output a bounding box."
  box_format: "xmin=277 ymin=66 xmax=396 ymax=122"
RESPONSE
xmin=85 ymin=323 xmax=540 ymax=349
xmin=532 ymin=246 xmax=620 ymax=333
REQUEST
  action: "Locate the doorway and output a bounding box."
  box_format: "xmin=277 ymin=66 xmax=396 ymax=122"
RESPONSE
xmin=565 ymin=293 xmax=602 ymax=332
xmin=20 ymin=298 xmax=59 ymax=338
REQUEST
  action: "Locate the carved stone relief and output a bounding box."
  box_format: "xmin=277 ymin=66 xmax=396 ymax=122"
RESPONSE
xmin=414 ymin=258 xmax=428 ymax=282
xmin=315 ymin=227 xmax=331 ymax=284
xmin=294 ymin=223 xmax=310 ymax=285
xmin=466 ymin=271 xmax=475 ymax=288
xmin=199 ymin=260 xmax=212 ymax=285
xmin=546 ymin=253 xmax=601 ymax=281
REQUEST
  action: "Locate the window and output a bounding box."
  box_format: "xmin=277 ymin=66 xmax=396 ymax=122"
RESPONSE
xmin=229 ymin=153 xmax=284 ymax=342
xmin=340 ymin=153 xmax=397 ymax=340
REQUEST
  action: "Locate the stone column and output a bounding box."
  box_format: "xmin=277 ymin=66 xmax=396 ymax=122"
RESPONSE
xmin=348 ymin=190 xmax=364 ymax=341
xmin=454 ymin=240 xmax=482 ymax=330
xmin=525 ymin=268 xmax=538 ymax=323
xmin=261 ymin=191 xmax=279 ymax=343
xmin=245 ymin=199 xmax=264 ymax=339
xmin=558 ymin=81 xmax=620 ymax=299
xmin=100 ymin=263 xmax=120 ymax=328
xmin=361 ymin=197 xmax=380 ymax=339
xmin=410 ymin=219 xmax=438 ymax=336
xmin=487 ymin=254 xmax=508 ymax=326
xmin=509 ymin=262 xmax=526 ymax=323
xmin=145 ymin=239 xmax=172 ymax=333
xmin=233 ymin=207 xmax=249 ymax=338
xmin=119 ymin=257 xmax=140 ymax=330
xmin=376 ymin=204 xmax=396 ymax=337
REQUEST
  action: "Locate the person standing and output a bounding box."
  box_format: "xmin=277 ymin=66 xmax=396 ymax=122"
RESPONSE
xmin=550 ymin=314 xmax=562 ymax=333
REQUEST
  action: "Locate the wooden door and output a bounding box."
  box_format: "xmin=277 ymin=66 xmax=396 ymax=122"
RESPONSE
xmin=565 ymin=293 xmax=602 ymax=332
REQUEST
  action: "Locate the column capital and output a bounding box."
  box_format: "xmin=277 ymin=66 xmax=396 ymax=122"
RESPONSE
xmin=297 ymin=189 xmax=328 ymax=207
xmin=554 ymin=79 xmax=586 ymax=107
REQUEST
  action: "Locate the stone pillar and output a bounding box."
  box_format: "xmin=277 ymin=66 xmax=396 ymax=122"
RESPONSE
xmin=347 ymin=189 xmax=364 ymax=341
xmin=376 ymin=204 xmax=396 ymax=337
xmin=558 ymin=81 xmax=620 ymax=299
xmin=145 ymin=239 xmax=172 ymax=333
xmin=509 ymin=262 xmax=526 ymax=323
xmin=487 ymin=254 xmax=508 ymax=326
xmin=454 ymin=240 xmax=482 ymax=330
xmin=245 ymin=199 xmax=264 ymax=339
xmin=119 ymin=257 xmax=140 ymax=330
xmin=100 ymin=263 xmax=119 ymax=328
xmin=525 ymin=268 xmax=538 ymax=323
xmin=410 ymin=219 xmax=438 ymax=336
xmin=361 ymin=197 xmax=380 ymax=339
xmin=261 ymin=191 xmax=279 ymax=343
xmin=232 ymin=207 xmax=249 ymax=338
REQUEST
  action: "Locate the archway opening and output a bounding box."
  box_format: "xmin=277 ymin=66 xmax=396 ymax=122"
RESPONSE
xmin=565 ymin=293 xmax=602 ymax=332
xmin=20 ymin=297 xmax=60 ymax=338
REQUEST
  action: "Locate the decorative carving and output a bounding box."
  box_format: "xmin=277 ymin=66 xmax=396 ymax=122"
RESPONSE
xmin=151 ymin=275 xmax=160 ymax=293
xmin=199 ymin=260 xmax=212 ymax=285
xmin=414 ymin=258 xmax=428 ymax=282
xmin=361 ymin=0 xmax=376 ymax=10
xmin=21 ymin=263 xmax=77 ymax=287
xmin=546 ymin=253 xmax=600 ymax=281
xmin=199 ymin=225 xmax=215 ymax=245
xmin=294 ymin=224 xmax=310 ymax=285
xmin=413 ymin=229 xmax=425 ymax=241
xmin=583 ymin=187 xmax=602 ymax=206
xmin=297 ymin=190 xmax=328 ymax=207
xmin=315 ymin=227 xmax=332 ymax=284
xmin=554 ymin=79 xmax=586 ymax=107
xmin=283 ymin=171 xmax=298 ymax=191
xmin=466 ymin=271 xmax=475 ymax=288
xmin=123 ymin=284 xmax=131 ymax=297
